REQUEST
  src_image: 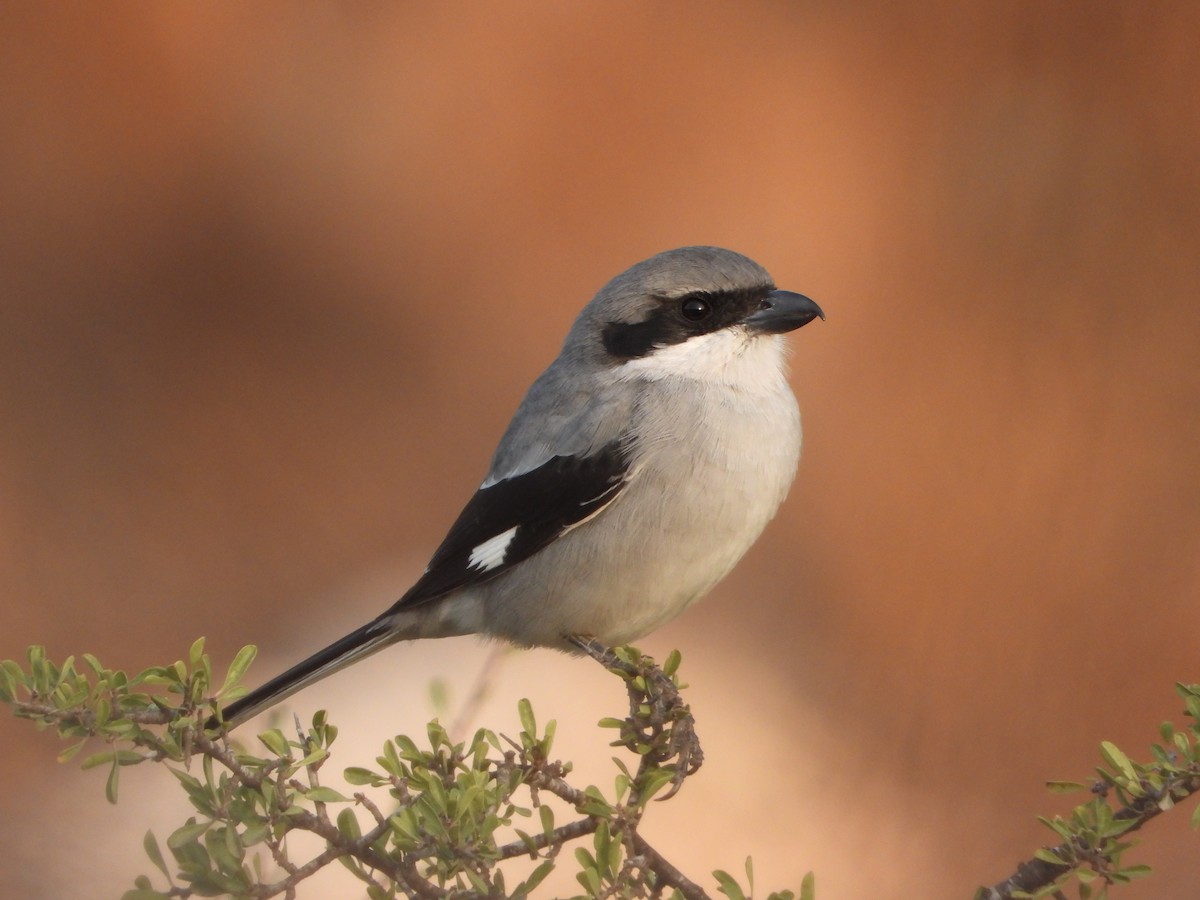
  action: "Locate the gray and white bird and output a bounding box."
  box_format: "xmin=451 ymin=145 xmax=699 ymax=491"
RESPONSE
xmin=214 ymin=246 xmax=823 ymax=729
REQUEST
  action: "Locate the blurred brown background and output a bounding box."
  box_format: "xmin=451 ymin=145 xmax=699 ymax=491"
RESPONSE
xmin=2 ymin=3 xmax=1199 ymax=898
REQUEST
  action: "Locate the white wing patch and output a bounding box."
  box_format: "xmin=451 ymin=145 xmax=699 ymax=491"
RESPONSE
xmin=467 ymin=525 xmax=520 ymax=572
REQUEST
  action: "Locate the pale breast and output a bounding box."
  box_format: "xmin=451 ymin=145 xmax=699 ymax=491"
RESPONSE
xmin=477 ymin=351 xmax=802 ymax=648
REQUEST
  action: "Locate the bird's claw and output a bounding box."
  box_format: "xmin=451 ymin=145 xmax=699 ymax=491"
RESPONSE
xmin=570 ymin=635 xmax=704 ymax=800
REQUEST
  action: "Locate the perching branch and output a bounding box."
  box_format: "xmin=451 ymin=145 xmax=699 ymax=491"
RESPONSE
xmin=0 ymin=640 xmax=807 ymax=900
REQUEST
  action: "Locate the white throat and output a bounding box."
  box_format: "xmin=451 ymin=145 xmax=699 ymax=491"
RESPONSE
xmin=614 ymin=328 xmax=788 ymax=393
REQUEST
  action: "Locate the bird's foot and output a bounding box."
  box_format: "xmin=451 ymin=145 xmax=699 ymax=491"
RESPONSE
xmin=569 ymin=636 xmax=703 ymax=799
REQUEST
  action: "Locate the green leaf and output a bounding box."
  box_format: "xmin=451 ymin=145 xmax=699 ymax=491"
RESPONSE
xmin=205 ymin=825 xmax=244 ymax=875
xmin=580 ymin=786 xmax=613 ymax=817
xmin=1115 ymin=863 xmax=1152 ymax=879
xmin=81 ymin=751 xmax=115 ymax=771
xmin=664 ymin=648 xmax=682 ymax=677
xmin=575 ymin=847 xmax=602 ymax=896
xmin=188 ymin=637 xmax=206 ymax=673
xmin=337 ymin=808 xmax=362 ymax=840
xmin=106 ymin=757 xmax=121 ymax=804
xmin=634 ymin=766 xmax=676 ymax=804
xmin=2 ymin=659 xmax=27 ymax=693
xmin=57 ymin=738 xmax=89 ymax=764
xmin=518 ymin=697 xmax=537 ymax=737
xmin=218 ymin=646 xmax=257 ymax=698
xmin=518 ymin=860 xmax=555 ymax=895
xmin=379 ymin=740 xmax=404 ymax=777
xmin=1099 ymin=740 xmax=1138 ymax=782
xmin=297 ymin=746 xmax=329 ymax=768
xmin=167 ymin=819 xmax=211 ymax=851
xmin=1101 ymin=815 xmax=1142 ymax=838
xmin=1045 ymin=781 xmax=1087 ymax=794
xmin=1037 ymin=815 xmax=1074 ymax=841
xmin=241 ymin=820 xmax=270 ymax=847
xmin=1033 ymin=848 xmax=1066 ymax=865
xmin=713 ymin=869 xmax=747 ymax=900
xmin=258 ymin=729 xmax=291 ymax=757
xmin=305 ymin=786 xmax=349 ymax=803
xmin=344 ymin=766 xmax=384 ymax=786
xmin=0 ymin=665 xmax=15 ymax=703
xmin=800 ymin=871 xmax=816 ymax=900
xmin=392 ymin=733 xmax=422 ymax=762
xmin=143 ymin=830 xmax=171 ymax=881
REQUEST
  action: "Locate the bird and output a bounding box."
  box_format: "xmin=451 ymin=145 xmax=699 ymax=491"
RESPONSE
xmin=210 ymin=246 xmax=823 ymax=730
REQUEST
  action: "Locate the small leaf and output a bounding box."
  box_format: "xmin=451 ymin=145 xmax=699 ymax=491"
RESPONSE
xmin=344 ymin=766 xmax=384 ymax=786
xmin=305 ymin=786 xmax=349 ymax=803
xmin=663 ymin=648 xmax=682 ymax=677
xmin=713 ymin=869 xmax=747 ymax=900
xmin=337 ymin=808 xmax=362 ymax=840
xmin=800 ymin=871 xmax=816 ymax=900
xmin=1116 ymin=863 xmax=1152 ymax=879
xmin=1099 ymin=740 xmax=1138 ymax=782
xmin=1045 ymin=781 xmax=1087 ymax=794
xmin=258 ymin=729 xmax=290 ymax=757
xmin=167 ymin=819 xmax=211 ymax=851
xmin=218 ymin=646 xmax=257 ymax=698
xmin=81 ymin=751 xmax=116 ymax=771
xmin=634 ymin=767 xmax=676 ymax=804
xmin=1033 ymin=848 xmax=1066 ymax=865
xmin=57 ymin=738 xmax=89 ymax=764
xmin=297 ymin=746 xmax=328 ymax=768
xmin=188 ymin=637 xmax=206 ymax=673
xmin=0 ymin=667 xmax=15 ymax=703
xmin=518 ymin=697 xmax=537 ymax=737
xmin=143 ymin=830 xmax=171 ymax=881
xmin=580 ymin=786 xmax=613 ymax=817
xmin=519 ymin=860 xmax=555 ymax=894
xmin=106 ymin=757 xmax=120 ymax=804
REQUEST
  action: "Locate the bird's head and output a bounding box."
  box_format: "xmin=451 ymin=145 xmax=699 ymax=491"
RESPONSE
xmin=567 ymin=246 xmax=823 ymax=382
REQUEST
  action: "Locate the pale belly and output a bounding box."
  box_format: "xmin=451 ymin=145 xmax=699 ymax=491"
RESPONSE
xmin=477 ymin=379 xmax=802 ymax=648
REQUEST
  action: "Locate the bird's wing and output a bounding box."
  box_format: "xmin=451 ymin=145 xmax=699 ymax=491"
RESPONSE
xmin=384 ymin=437 xmax=632 ymax=613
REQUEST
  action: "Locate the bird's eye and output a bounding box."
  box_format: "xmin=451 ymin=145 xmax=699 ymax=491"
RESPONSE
xmin=680 ymin=296 xmax=711 ymax=321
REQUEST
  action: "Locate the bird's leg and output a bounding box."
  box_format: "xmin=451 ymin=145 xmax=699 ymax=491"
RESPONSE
xmin=568 ymin=635 xmax=703 ymax=799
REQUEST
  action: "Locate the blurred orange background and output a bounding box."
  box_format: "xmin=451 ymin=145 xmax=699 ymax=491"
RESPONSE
xmin=2 ymin=4 xmax=1199 ymax=898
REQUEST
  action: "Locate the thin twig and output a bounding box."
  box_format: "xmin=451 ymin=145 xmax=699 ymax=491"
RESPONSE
xmin=496 ymin=816 xmax=601 ymax=859
xmin=448 ymin=644 xmax=511 ymax=741
xmin=980 ymin=772 xmax=1200 ymax=899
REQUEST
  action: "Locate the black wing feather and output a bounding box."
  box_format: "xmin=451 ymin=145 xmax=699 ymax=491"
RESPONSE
xmin=384 ymin=439 xmax=630 ymax=614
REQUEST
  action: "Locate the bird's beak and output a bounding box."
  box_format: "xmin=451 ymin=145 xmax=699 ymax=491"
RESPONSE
xmin=744 ymin=290 xmax=825 ymax=335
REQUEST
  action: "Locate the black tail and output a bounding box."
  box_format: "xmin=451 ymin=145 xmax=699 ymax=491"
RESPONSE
xmin=207 ymin=619 xmax=398 ymax=731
